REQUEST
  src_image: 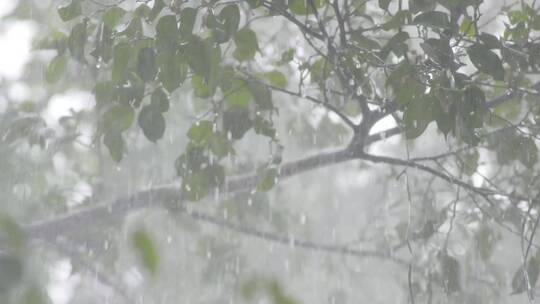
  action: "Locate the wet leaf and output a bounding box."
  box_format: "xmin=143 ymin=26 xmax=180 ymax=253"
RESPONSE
xmin=57 ymin=0 xmax=81 ymax=22
xmin=138 ymin=105 xmax=166 ymax=142
xmin=511 ymin=256 xmax=540 ymax=295
xmin=233 ymin=28 xmax=259 ymax=61
xmin=102 ymin=7 xmax=126 ymax=28
xmin=45 ymin=54 xmax=68 ymax=84
xmin=132 ymin=229 xmax=159 ymax=275
xmin=467 ymin=43 xmax=505 ymax=81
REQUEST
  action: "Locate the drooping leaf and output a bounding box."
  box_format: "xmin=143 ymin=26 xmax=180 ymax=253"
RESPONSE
xmin=156 ymin=15 xmax=179 ymax=50
xmin=187 ymin=120 xmax=214 ymax=144
xmin=413 ymin=11 xmax=451 ymax=29
xmin=103 ymin=129 xmax=124 ymax=162
xmin=102 ymin=7 xmax=126 ymax=28
xmin=225 ymin=79 xmax=253 ymax=109
xmin=137 ymin=47 xmax=157 ymax=82
xmin=0 ymin=255 xmax=23 ymax=293
xmin=112 ymin=42 xmax=131 ymax=83
xmin=138 ymin=105 xmax=166 ymax=142
xmin=102 ymin=104 xmax=134 ymax=132
xmin=219 ymin=4 xmax=240 ymax=37
xmin=511 ymin=256 xmax=540 ymax=295
xmin=257 ymin=167 xmax=278 ymax=192
xmin=132 ymin=229 xmax=159 ymax=275
xmin=45 ymin=54 xmax=68 ymax=84
xmin=263 ymin=71 xmax=288 ymax=88
xmin=223 ymin=110 xmax=252 ymax=139
xmin=467 ymin=43 xmax=505 ymax=80
xmin=57 ymin=0 xmax=81 ymax=22
xmin=179 ymin=8 xmax=197 ymax=37
xmin=151 ymin=88 xmax=169 ymax=112
xmin=68 ymin=20 xmax=87 ymax=62
xmin=233 ymin=28 xmax=260 ymax=62
xmin=439 ymin=252 xmax=461 ymax=294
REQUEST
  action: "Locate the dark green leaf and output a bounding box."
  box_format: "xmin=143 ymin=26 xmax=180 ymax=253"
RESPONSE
xmin=138 ymin=105 xmax=166 ymax=142
xmin=223 ymin=110 xmax=252 ymax=139
xmin=112 ymin=42 xmax=131 ymax=83
xmin=511 ymin=256 xmax=540 ymax=294
xmin=478 ymin=33 xmax=501 ymax=49
xmin=288 ymin=0 xmax=325 ymax=15
xmin=180 ymin=8 xmax=197 ymax=37
xmin=0 ymin=255 xmax=23 ymax=293
xmin=156 ymin=15 xmax=179 ymax=50
xmin=379 ymin=0 xmax=391 ymax=10
xmin=103 ymin=129 xmax=124 ymax=162
xmin=219 ymin=5 xmax=240 ymax=37
xmin=158 ymin=51 xmax=188 ymax=93
xmin=439 ymin=252 xmax=461 ymax=294
xmin=248 ymin=81 xmax=273 ymax=110
xmin=467 ymin=43 xmax=505 ymax=80
xmin=68 ymin=20 xmax=87 ymax=62
xmin=413 ymin=11 xmax=451 ymax=29
xmin=137 ymin=47 xmax=157 ymax=82
xmin=151 ymin=88 xmax=169 ymax=112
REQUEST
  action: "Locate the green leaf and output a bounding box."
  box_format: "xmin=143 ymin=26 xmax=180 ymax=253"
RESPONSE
xmin=45 ymin=54 xmax=68 ymax=84
xmin=90 ymin=24 xmax=114 ymax=62
xmin=225 ymin=79 xmax=252 ymax=109
xmin=0 ymin=255 xmax=23 ymax=293
xmin=223 ymin=110 xmax=252 ymax=139
xmin=151 ymin=88 xmax=169 ymax=112
xmin=233 ymin=28 xmax=260 ymax=61
xmin=459 ymin=16 xmax=476 ymax=37
xmin=156 ymin=15 xmax=179 ymax=50
xmin=262 ymin=71 xmax=287 ymax=88
xmin=246 ymin=0 xmax=263 ymax=8
xmin=57 ymin=0 xmax=81 ymax=22
xmin=103 ymin=129 xmax=124 ymax=162
xmin=511 ymin=256 xmax=540 ymax=294
xmin=219 ymin=5 xmax=240 ymax=37
xmin=310 ymin=58 xmax=332 ymax=83
xmin=137 ymin=47 xmax=157 ymax=82
xmin=257 ymin=168 xmax=278 ymax=192
xmin=381 ymin=10 xmax=410 ymax=30
xmin=518 ymin=137 xmax=538 ymax=167
xmin=478 ymin=33 xmax=501 ymax=49
xmin=132 ymin=229 xmax=159 ymax=275
xmin=467 ymin=43 xmax=505 ymax=81
xmin=138 ymin=105 xmax=166 ymax=142
xmin=248 ymin=81 xmax=273 ymax=110
xmin=254 ymin=116 xmax=276 ymax=138
xmin=379 ymin=0 xmax=391 ymax=10
xmin=68 ymin=20 xmax=87 ymax=62
xmin=187 ymin=120 xmax=213 ymax=144
xmin=158 ymin=51 xmax=188 ymax=93
xmin=102 ymin=104 xmax=134 ymax=132
xmin=351 ymin=33 xmax=381 ymax=50
xmin=413 ymin=11 xmax=450 ymax=29
xmin=93 ymin=82 xmax=116 ymax=105
xmin=112 ymin=42 xmax=131 ymax=83
xmin=102 ymin=7 xmax=126 ymax=28
xmin=180 ymin=8 xmax=197 ymax=37
xmin=439 ymin=252 xmax=461 ymax=294
xmin=288 ymin=0 xmax=325 ymax=15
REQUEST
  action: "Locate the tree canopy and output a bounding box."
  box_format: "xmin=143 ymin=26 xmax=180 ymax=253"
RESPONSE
xmin=1 ymin=0 xmax=540 ymax=303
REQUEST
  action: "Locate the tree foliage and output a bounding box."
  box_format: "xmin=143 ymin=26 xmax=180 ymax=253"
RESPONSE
xmin=2 ymin=0 xmax=540 ymax=303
